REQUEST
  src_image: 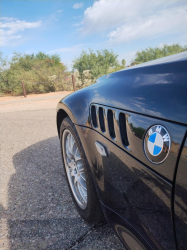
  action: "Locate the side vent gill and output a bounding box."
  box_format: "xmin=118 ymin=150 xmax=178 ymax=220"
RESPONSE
xmin=119 ymin=113 xmax=129 ymax=146
xmin=107 ymin=109 xmax=115 ymax=138
xmin=91 ymin=105 xmax=97 ymax=127
xmin=91 ymin=104 xmax=130 ymax=151
xmin=99 ymin=107 xmax=105 ymax=132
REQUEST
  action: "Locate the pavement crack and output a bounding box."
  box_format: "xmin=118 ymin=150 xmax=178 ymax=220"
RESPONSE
xmin=65 ymin=221 xmax=107 ymax=250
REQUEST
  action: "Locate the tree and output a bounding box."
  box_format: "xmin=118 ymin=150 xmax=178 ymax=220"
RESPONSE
xmin=130 ymin=62 xmax=137 ymax=66
xmin=73 ymin=49 xmax=119 ymax=87
xmin=35 ymin=52 xmax=61 ymax=66
xmin=0 ymin=52 xmax=10 ymax=94
xmin=11 ymin=52 xmax=36 ymax=71
xmin=134 ymin=44 xmax=187 ymax=64
xmin=122 ymin=59 xmax=126 ymax=67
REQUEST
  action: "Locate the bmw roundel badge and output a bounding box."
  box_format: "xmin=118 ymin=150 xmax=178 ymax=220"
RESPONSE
xmin=144 ymin=125 xmax=171 ymax=164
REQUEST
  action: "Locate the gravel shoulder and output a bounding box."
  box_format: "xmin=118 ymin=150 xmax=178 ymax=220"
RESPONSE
xmin=0 ymin=93 xmax=125 ymax=249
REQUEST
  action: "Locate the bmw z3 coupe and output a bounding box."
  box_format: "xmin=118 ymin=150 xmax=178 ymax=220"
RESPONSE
xmin=56 ymin=52 xmax=187 ymax=250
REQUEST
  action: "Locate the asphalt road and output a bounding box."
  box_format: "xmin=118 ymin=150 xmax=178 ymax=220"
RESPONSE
xmin=0 ymin=93 xmax=125 ymax=250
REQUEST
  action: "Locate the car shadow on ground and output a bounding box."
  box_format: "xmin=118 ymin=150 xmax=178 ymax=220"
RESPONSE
xmin=8 ymin=136 xmax=92 ymax=249
xmin=8 ymin=136 xmax=123 ymax=250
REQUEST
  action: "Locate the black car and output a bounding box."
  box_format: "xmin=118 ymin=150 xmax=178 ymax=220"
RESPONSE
xmin=56 ymin=52 xmax=187 ymax=250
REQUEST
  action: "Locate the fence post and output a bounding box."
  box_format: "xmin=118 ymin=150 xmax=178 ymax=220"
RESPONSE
xmin=72 ymin=74 xmax=76 ymax=92
xmin=21 ymin=81 xmax=27 ymax=98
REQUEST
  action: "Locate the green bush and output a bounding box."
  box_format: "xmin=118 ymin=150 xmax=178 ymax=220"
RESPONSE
xmin=0 ymin=52 xmax=70 ymax=96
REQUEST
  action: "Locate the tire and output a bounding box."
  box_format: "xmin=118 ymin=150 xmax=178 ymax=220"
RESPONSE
xmin=60 ymin=116 xmax=103 ymax=223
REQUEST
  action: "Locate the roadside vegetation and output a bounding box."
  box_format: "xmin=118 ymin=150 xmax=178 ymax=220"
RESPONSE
xmin=0 ymin=44 xmax=186 ymax=96
xmin=134 ymin=44 xmax=187 ymax=64
xmin=72 ymin=49 xmax=126 ymax=88
xmin=0 ymin=52 xmax=70 ymax=96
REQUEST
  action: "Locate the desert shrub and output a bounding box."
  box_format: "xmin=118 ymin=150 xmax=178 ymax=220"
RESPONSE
xmin=0 ymin=52 xmax=70 ymax=96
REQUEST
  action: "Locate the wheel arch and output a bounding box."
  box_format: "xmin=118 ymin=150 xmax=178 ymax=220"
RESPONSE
xmin=57 ymin=109 xmax=68 ymax=137
xmin=56 ymin=101 xmax=80 ymax=138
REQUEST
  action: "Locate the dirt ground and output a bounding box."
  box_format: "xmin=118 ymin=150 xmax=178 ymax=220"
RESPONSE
xmin=0 ymin=91 xmax=73 ymax=102
xmin=0 ymin=91 xmax=73 ymax=113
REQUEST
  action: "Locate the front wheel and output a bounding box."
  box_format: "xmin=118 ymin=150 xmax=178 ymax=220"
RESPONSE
xmin=60 ymin=117 xmax=103 ymax=223
xmin=62 ymin=128 xmax=87 ymax=210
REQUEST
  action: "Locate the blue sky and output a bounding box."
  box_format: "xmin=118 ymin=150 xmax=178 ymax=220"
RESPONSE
xmin=1 ymin=0 xmax=187 ymax=70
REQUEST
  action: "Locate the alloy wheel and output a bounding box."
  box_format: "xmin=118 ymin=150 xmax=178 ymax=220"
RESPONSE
xmin=62 ymin=129 xmax=87 ymax=209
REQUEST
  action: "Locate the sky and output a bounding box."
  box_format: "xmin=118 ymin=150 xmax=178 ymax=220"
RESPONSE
xmin=1 ymin=0 xmax=187 ymax=70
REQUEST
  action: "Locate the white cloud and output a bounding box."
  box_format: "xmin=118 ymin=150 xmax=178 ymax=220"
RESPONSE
xmin=81 ymin=0 xmax=187 ymax=44
xmin=57 ymin=10 xmax=63 ymax=13
xmin=0 ymin=17 xmax=17 ymax=21
xmin=0 ymin=17 xmax=41 ymax=46
xmin=107 ymin=7 xmax=187 ymax=44
xmin=48 ymin=44 xmax=82 ymax=54
xmin=73 ymin=3 xmax=83 ymax=9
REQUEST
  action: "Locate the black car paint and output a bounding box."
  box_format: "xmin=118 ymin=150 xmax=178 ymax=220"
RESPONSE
xmin=75 ymin=125 xmax=176 ymax=250
xmin=57 ymin=52 xmax=187 ymax=249
xmin=174 ymin=137 xmax=187 ymax=249
xmin=89 ymin=104 xmax=186 ymax=182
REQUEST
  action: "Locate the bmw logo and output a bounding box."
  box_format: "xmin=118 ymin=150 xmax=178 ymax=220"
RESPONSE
xmin=144 ymin=125 xmax=171 ymax=164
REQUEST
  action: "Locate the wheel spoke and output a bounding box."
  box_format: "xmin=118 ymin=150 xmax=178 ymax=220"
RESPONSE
xmin=71 ymin=140 xmax=75 ymax=152
xmin=70 ymin=134 xmax=74 ymax=152
xmin=75 ymin=148 xmax=81 ymax=161
xmin=78 ymin=167 xmax=84 ymax=173
xmin=68 ymin=135 xmax=72 ymax=154
xmin=66 ymin=150 xmax=71 ymax=160
xmin=70 ymin=171 xmax=74 ymax=177
xmin=81 ymin=185 xmax=87 ymax=197
xmin=79 ymin=180 xmax=87 ymax=191
xmin=80 ymin=173 xmax=86 ymax=181
xmin=75 ymin=147 xmax=78 ymax=158
xmin=75 ymin=156 xmax=81 ymax=162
